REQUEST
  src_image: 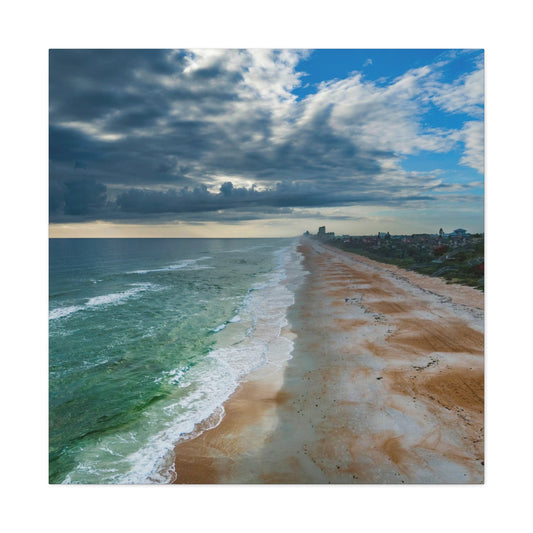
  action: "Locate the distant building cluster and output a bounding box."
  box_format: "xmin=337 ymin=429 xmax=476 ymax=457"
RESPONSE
xmin=315 ymin=226 xmax=336 ymax=239
xmin=306 ymin=225 xmax=474 ymax=242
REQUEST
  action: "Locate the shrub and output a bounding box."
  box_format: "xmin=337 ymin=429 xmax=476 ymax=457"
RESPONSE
xmin=433 ymin=245 xmax=449 ymax=257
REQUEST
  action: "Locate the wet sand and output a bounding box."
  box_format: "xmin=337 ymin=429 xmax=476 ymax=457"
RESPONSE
xmin=172 ymin=238 xmax=484 ymax=483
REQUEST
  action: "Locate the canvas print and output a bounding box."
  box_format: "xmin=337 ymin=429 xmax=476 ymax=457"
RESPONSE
xmin=49 ymin=49 xmax=484 ymax=484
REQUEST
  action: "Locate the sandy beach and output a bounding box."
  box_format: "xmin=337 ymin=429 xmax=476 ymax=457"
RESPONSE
xmin=172 ymin=238 xmax=484 ymax=484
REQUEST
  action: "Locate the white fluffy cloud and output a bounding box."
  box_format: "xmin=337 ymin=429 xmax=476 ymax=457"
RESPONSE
xmin=429 ymin=62 xmax=484 ymax=116
xmin=459 ymin=121 xmax=484 ymax=173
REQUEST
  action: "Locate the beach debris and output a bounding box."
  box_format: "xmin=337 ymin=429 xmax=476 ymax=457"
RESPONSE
xmin=344 ymin=296 xmax=362 ymax=304
xmin=412 ymin=355 xmax=439 ymax=371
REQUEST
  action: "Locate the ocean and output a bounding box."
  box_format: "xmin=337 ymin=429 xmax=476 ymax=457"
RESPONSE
xmin=49 ymin=237 xmax=305 ymax=483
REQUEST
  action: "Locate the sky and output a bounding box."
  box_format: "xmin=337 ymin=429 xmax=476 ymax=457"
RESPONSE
xmin=49 ymin=49 xmax=484 ymax=237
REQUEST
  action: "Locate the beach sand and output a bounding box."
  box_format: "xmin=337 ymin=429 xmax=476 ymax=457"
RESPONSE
xmin=172 ymin=239 xmax=484 ymax=483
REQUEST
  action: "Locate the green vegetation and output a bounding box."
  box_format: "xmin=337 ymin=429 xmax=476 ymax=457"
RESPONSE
xmin=321 ymin=232 xmax=484 ymax=290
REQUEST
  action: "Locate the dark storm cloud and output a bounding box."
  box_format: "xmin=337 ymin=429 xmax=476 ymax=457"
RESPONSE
xmin=49 ymin=125 xmax=105 ymax=163
xmin=49 ymin=49 xmax=184 ymax=121
xmin=107 ymin=106 xmax=167 ymax=130
xmin=49 ymin=179 xmax=66 ymax=215
xmin=114 ymin=181 xmax=436 ymax=216
xmin=50 ymin=177 xmax=438 ymax=222
xmin=49 ymin=178 xmax=108 ymax=216
xmin=64 ymin=179 xmax=107 ymax=215
xmin=49 ymin=49 xmax=482 ymax=223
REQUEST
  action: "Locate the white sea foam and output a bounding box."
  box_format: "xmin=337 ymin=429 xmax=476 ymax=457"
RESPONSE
xmin=127 ymin=257 xmax=212 ymax=274
xmin=49 ymin=283 xmax=157 ymax=320
xmin=220 ymin=244 xmax=272 ymax=254
xmin=212 ymin=314 xmax=240 ymax=333
xmin=164 ymin=367 xmax=187 ymax=385
xmin=49 ymin=305 xmax=84 ymax=320
xmin=82 ymin=357 xmax=110 ymax=370
xmin=86 ymin=283 xmax=151 ymax=307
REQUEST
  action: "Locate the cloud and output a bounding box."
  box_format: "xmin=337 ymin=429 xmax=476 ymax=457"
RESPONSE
xmin=429 ymin=61 xmax=484 ymax=116
xmin=459 ymin=121 xmax=484 ymax=173
xmin=63 ymin=178 xmax=107 ymax=216
xmin=114 ymin=180 xmax=436 ymax=217
xmin=49 ymin=49 xmax=484 ymax=223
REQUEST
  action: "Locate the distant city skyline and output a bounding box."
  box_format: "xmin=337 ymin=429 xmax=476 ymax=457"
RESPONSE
xmin=49 ymin=49 xmax=484 ymax=237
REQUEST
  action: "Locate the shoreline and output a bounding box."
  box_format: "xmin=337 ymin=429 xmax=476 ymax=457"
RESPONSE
xmin=171 ymin=238 xmax=484 ymax=483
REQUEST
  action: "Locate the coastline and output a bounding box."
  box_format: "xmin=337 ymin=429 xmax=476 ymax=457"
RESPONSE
xmin=172 ymin=238 xmax=484 ymax=483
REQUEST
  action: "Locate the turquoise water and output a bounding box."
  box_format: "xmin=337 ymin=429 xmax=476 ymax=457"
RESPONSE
xmin=49 ymin=238 xmax=302 ymax=483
